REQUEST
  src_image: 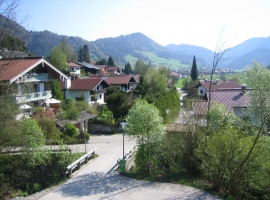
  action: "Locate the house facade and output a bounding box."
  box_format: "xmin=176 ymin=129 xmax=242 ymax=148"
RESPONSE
xmin=68 ymin=61 xmax=81 ymax=76
xmin=0 ymin=57 xmax=69 ymax=107
xmin=77 ymin=62 xmax=101 ymax=75
xmin=105 ymin=75 xmax=137 ymax=92
xmin=194 ymin=79 xmax=242 ymax=97
xmin=60 ymin=77 xmax=110 ymax=104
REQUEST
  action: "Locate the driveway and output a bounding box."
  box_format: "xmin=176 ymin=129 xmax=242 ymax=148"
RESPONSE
xmin=29 ymin=134 xmax=221 ymax=200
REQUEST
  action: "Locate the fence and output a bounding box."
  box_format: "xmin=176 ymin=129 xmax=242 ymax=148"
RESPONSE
xmin=66 ymin=147 xmax=97 ymax=178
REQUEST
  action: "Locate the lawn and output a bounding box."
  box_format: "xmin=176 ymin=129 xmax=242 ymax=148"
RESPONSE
xmin=125 ymin=52 xmax=189 ymax=69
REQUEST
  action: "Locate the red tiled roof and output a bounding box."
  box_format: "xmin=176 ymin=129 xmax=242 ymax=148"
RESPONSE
xmin=90 ymin=61 xmax=96 ymax=65
xmin=105 ymin=75 xmax=135 ymax=85
xmin=106 ymin=66 xmax=119 ymax=71
xmin=59 ymin=78 xmax=110 ymax=91
xmin=67 ymin=62 xmax=81 ymax=68
xmin=95 ymin=65 xmax=107 ymax=69
xmin=192 ymin=90 xmax=250 ymax=115
xmin=208 ymin=91 xmax=250 ymax=110
xmin=195 ymin=80 xmax=242 ymax=92
xmin=192 ymin=101 xmax=208 ymax=116
xmin=171 ymin=72 xmax=179 ymax=77
xmin=0 ymin=58 xmax=43 ymax=81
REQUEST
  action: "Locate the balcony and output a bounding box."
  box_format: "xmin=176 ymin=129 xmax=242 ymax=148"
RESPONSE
xmin=16 ymin=91 xmax=52 ymax=103
xmin=90 ymin=88 xmax=107 ymax=96
xmin=22 ymin=73 xmax=49 ymax=82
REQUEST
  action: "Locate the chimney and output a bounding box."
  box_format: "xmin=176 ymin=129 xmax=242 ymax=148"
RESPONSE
xmin=65 ymin=78 xmax=71 ymax=89
xmin=242 ymin=84 xmax=247 ymax=94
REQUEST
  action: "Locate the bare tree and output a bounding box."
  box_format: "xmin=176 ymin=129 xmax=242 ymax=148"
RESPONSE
xmin=207 ymin=28 xmax=230 ymax=116
xmin=0 ymin=0 xmax=30 ymax=52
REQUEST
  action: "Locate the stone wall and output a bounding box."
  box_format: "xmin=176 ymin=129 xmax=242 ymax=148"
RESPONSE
xmin=89 ymin=123 xmax=120 ymax=133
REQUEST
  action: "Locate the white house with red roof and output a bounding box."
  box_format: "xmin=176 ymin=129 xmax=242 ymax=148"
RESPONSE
xmin=0 ymin=57 xmax=69 ymax=107
xmin=68 ymin=61 xmax=81 ymax=76
xmin=194 ymin=79 xmax=242 ymax=96
xmin=59 ymin=77 xmax=110 ymax=104
xmin=105 ymin=75 xmax=137 ymax=92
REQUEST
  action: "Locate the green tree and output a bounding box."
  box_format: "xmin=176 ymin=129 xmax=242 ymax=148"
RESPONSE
xmin=83 ymin=44 xmax=90 ymax=63
xmin=96 ymin=58 xmax=107 ymax=65
xmin=64 ymin=122 xmax=79 ymax=137
xmin=190 ymin=55 xmax=198 ymax=81
xmin=59 ymin=37 xmax=77 ymax=62
xmin=124 ymin=62 xmax=132 ymax=74
xmin=195 ymin=103 xmax=270 ymax=198
xmin=77 ymin=45 xmax=84 ymax=62
xmin=52 ymin=80 xmax=64 ymax=100
xmin=107 ymin=56 xmax=115 ymax=66
xmin=47 ymin=46 xmax=68 ymax=73
xmin=125 ymin=99 xmax=165 ymax=172
xmin=134 ymin=58 xmax=147 ymax=75
xmin=105 ymin=87 xmax=131 ymax=119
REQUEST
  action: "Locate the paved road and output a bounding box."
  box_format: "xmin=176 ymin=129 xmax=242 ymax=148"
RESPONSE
xmin=36 ymin=134 xmax=221 ymax=200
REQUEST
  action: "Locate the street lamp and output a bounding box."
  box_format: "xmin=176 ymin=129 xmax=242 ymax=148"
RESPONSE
xmin=84 ymin=128 xmax=88 ymax=153
xmin=120 ymin=122 xmax=127 ymax=159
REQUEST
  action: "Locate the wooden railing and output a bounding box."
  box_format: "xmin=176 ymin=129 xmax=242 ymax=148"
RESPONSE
xmin=66 ymin=147 xmax=97 ymax=178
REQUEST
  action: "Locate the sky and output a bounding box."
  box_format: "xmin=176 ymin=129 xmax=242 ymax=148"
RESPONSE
xmin=18 ymin=0 xmax=270 ymax=51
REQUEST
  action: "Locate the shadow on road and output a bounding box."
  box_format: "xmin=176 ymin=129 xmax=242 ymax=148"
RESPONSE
xmin=53 ymin=172 xmax=221 ymax=199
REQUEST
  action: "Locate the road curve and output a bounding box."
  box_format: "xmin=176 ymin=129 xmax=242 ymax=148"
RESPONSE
xmin=35 ymin=134 xmax=221 ymax=200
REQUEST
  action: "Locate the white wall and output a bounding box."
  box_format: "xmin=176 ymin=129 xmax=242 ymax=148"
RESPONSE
xmin=198 ymin=85 xmax=206 ymax=96
xmin=65 ymin=90 xmax=90 ymax=103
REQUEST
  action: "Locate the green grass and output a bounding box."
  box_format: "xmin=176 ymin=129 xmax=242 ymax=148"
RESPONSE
xmin=125 ymin=52 xmax=189 ymax=70
xmin=200 ymin=71 xmax=247 ymax=84
xmin=175 ymin=78 xmax=188 ymax=88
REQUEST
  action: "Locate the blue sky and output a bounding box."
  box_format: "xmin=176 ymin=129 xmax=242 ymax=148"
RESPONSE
xmin=19 ymin=0 xmax=270 ymax=51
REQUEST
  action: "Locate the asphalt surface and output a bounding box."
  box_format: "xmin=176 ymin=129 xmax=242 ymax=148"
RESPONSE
xmin=33 ymin=134 xmax=221 ymax=200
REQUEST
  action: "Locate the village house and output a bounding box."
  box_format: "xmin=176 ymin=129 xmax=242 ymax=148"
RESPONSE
xmin=194 ymin=79 xmax=242 ymax=97
xmin=77 ymin=62 xmax=102 ymax=75
xmin=68 ymin=61 xmax=81 ymax=77
xmin=59 ymin=77 xmax=110 ymax=104
xmin=104 ymin=75 xmax=137 ymax=92
xmin=0 ymin=56 xmax=69 ymax=119
xmin=0 ymin=56 xmax=69 ymax=106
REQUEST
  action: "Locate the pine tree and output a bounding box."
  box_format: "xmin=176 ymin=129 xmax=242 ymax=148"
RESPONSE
xmin=77 ymin=45 xmax=84 ymax=62
xmin=83 ymin=45 xmax=90 ymax=63
xmin=124 ymin=62 xmax=132 ymax=74
xmin=190 ymin=55 xmax=198 ymax=81
xmin=107 ymin=56 xmax=115 ymax=66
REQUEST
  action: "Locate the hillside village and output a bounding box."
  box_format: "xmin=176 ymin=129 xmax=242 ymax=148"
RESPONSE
xmin=1 ymin=5 xmax=270 ymax=199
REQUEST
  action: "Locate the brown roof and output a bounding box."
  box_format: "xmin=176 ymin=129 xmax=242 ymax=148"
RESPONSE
xmin=208 ymin=91 xmax=250 ymax=110
xmin=105 ymin=75 xmax=136 ymax=85
xmin=192 ymin=90 xmax=250 ymax=116
xmin=95 ymin=65 xmax=107 ymax=69
xmin=192 ymin=101 xmax=208 ymax=116
xmin=194 ymin=80 xmax=242 ymax=92
xmin=0 ymin=58 xmax=43 ymax=81
xmin=59 ymin=78 xmax=110 ymax=91
xmin=67 ymin=62 xmax=81 ymax=67
xmin=106 ymin=66 xmax=119 ymax=71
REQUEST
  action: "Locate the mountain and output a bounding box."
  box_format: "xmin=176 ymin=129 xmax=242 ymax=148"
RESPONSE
xmin=27 ymin=31 xmax=200 ymax=68
xmin=165 ymin=44 xmax=214 ymax=65
xmin=1 ymin=15 xmax=269 ymax=70
xmin=223 ymin=37 xmax=270 ymax=69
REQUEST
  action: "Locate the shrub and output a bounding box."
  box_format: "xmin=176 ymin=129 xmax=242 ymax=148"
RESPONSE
xmin=64 ymin=122 xmax=79 ymax=137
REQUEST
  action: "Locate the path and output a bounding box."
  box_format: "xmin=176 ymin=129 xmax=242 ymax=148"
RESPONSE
xmin=34 ymin=134 xmax=221 ymax=200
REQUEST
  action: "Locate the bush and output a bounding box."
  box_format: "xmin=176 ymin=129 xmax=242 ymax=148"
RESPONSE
xmin=64 ymin=122 xmax=79 ymax=137
xmin=85 ymin=132 xmax=90 ymax=141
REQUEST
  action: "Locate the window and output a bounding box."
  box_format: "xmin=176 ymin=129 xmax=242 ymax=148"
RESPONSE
xmin=200 ymin=89 xmax=203 ymax=94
